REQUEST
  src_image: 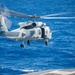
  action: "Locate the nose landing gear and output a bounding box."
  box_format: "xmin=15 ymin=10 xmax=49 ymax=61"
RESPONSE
xmin=45 ymin=40 xmax=48 ymax=46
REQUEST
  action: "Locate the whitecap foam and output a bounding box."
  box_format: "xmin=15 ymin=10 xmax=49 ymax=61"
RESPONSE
xmin=19 ymin=69 xmax=34 ymax=72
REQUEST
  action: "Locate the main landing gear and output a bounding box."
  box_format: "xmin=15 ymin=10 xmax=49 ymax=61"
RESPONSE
xmin=20 ymin=40 xmax=30 ymax=48
xmin=20 ymin=41 xmax=25 ymax=48
xmin=20 ymin=44 xmax=24 ymax=48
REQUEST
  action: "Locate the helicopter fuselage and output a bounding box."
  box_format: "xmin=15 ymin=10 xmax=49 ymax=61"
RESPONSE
xmin=4 ymin=21 xmax=52 ymax=41
xmin=0 ymin=14 xmax=52 ymax=47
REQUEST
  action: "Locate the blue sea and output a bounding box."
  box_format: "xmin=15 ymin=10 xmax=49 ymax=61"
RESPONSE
xmin=0 ymin=0 xmax=75 ymax=75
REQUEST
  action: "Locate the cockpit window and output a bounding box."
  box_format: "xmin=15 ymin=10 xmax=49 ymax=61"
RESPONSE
xmin=32 ymin=23 xmax=36 ymax=27
xmin=22 ymin=23 xmax=36 ymax=29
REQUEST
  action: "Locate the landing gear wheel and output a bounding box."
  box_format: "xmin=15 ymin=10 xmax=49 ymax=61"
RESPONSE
xmin=45 ymin=41 xmax=48 ymax=46
xmin=27 ymin=40 xmax=30 ymax=45
xmin=20 ymin=44 xmax=24 ymax=48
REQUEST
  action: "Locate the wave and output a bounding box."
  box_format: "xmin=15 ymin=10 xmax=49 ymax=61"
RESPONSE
xmin=0 ymin=67 xmax=34 ymax=75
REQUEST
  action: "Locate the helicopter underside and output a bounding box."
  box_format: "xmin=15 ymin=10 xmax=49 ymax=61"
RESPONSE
xmin=6 ymin=36 xmax=49 ymax=41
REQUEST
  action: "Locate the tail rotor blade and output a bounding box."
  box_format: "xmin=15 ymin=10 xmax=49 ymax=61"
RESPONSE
xmin=4 ymin=17 xmax=12 ymax=29
xmin=4 ymin=6 xmax=10 ymax=17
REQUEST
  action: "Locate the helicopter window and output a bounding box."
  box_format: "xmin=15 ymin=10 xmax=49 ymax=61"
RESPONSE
xmin=30 ymin=31 xmax=35 ymax=36
xmin=22 ymin=33 xmax=26 ymax=37
xmin=32 ymin=23 xmax=36 ymax=27
xmin=22 ymin=23 xmax=36 ymax=29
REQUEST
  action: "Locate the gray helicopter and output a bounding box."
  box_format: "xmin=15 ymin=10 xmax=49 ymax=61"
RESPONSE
xmin=0 ymin=7 xmax=75 ymax=48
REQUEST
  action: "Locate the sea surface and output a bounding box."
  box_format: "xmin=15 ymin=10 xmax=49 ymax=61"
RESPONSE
xmin=0 ymin=0 xmax=75 ymax=75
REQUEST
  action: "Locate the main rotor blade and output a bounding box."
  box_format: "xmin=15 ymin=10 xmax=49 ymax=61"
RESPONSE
xmin=0 ymin=7 xmax=41 ymax=19
xmin=44 ymin=12 xmax=75 ymax=17
xmin=41 ymin=17 xmax=75 ymax=19
xmin=0 ymin=7 xmax=75 ymax=19
xmin=0 ymin=7 xmax=31 ymax=18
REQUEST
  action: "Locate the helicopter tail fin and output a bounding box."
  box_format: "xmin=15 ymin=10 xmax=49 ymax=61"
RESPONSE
xmin=0 ymin=15 xmax=8 ymax=35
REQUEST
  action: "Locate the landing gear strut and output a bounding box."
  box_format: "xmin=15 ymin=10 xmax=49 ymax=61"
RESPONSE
xmin=27 ymin=40 xmax=30 ymax=45
xmin=45 ymin=40 xmax=48 ymax=46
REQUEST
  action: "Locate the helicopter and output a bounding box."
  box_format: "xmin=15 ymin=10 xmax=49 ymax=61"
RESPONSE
xmin=0 ymin=7 xmax=75 ymax=48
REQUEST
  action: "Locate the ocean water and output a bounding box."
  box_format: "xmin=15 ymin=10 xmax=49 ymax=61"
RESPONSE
xmin=0 ymin=0 xmax=75 ymax=75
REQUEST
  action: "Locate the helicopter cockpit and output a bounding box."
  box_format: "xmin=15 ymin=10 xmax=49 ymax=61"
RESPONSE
xmin=18 ymin=21 xmax=46 ymax=30
xmin=18 ymin=21 xmax=37 ymax=29
xmin=22 ymin=22 xmax=36 ymax=29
